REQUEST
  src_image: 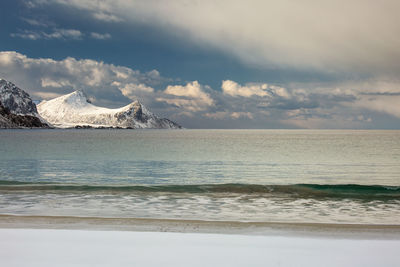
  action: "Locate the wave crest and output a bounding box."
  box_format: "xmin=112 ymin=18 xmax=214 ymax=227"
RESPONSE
xmin=0 ymin=181 xmax=399 ymax=199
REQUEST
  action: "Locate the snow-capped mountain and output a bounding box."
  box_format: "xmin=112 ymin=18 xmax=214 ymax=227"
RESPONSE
xmin=37 ymin=90 xmax=181 ymax=129
xmin=0 ymin=79 xmax=50 ymax=128
xmin=0 ymin=79 xmax=39 ymax=116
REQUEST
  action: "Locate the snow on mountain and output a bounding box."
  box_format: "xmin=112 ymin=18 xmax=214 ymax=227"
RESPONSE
xmin=0 ymin=79 xmax=50 ymax=128
xmin=0 ymin=79 xmax=40 ymax=116
xmin=37 ymin=90 xmax=182 ymax=129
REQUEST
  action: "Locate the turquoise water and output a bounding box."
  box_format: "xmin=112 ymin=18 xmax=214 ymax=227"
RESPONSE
xmin=0 ymin=129 xmax=399 ymax=224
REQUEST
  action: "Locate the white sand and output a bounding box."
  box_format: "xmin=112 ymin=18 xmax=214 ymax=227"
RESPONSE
xmin=1 ymin=228 xmax=399 ymax=267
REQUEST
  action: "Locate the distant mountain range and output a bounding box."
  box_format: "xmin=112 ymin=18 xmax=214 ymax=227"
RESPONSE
xmin=0 ymin=78 xmax=181 ymax=129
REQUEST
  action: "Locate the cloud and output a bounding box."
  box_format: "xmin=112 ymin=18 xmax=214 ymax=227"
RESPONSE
xmin=21 ymin=18 xmax=51 ymax=27
xmin=41 ymin=78 xmax=72 ymax=88
xmin=12 ymin=27 xmax=110 ymax=42
xmin=33 ymin=91 xmax=64 ymax=99
xmin=230 ymin=112 xmax=253 ymax=120
xmin=120 ymin=83 xmax=154 ymax=95
xmin=222 ymin=80 xmax=290 ymax=98
xmin=298 ymin=80 xmax=400 ymax=120
xmin=31 ymin=0 xmax=122 ymax=22
xmin=119 ymin=83 xmax=155 ymax=103
xmin=204 ymin=111 xmax=228 ymax=120
xmin=360 ymin=92 xmax=400 ymax=96
xmin=44 ymin=29 xmax=83 ymax=39
xmin=90 ymin=32 xmax=112 ymax=40
xmin=157 ymin=81 xmax=214 ymax=112
xmin=92 ymin=12 xmax=123 ymax=22
xmin=11 ymin=28 xmax=83 ymax=40
xmin=354 ymin=94 xmax=400 ymax=119
xmin=0 ymin=51 xmax=166 ymax=108
xmin=222 ymin=80 xmax=269 ymax=97
xmin=10 ymin=31 xmax=42 ymax=40
xmin=31 ymin=0 xmax=400 ymax=77
xmin=219 ymin=79 xmax=400 ymax=127
xmin=24 ymin=1 xmax=38 ymax=8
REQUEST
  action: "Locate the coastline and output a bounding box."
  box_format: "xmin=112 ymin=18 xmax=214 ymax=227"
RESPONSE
xmin=1 ymin=214 xmax=400 ymax=239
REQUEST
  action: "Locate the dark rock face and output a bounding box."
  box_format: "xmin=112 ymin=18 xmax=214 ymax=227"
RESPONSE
xmin=114 ymin=101 xmax=182 ymax=129
xmin=115 ymin=101 xmax=144 ymax=123
xmin=74 ymin=125 xmax=93 ymax=129
xmin=160 ymin=118 xmax=182 ymax=129
xmin=0 ymin=102 xmax=14 ymax=128
xmin=0 ymin=79 xmax=39 ymax=116
xmin=8 ymin=114 xmax=49 ymax=128
xmin=0 ymin=101 xmax=49 ymax=128
xmin=0 ymin=79 xmax=50 ymax=128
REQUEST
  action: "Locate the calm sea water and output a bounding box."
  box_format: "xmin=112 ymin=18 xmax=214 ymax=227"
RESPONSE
xmin=0 ymin=129 xmax=399 ymax=224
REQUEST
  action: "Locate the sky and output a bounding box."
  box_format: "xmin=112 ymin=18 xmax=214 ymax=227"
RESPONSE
xmin=1 ymin=0 xmax=400 ymax=129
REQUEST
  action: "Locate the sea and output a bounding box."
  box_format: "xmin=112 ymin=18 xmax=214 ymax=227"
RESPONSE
xmin=0 ymin=129 xmax=399 ymax=224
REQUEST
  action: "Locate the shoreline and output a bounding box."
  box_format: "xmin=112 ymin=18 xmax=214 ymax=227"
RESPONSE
xmin=1 ymin=214 xmax=400 ymax=239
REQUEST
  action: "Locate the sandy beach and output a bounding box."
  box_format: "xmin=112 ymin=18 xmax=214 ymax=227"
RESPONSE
xmin=2 ymin=227 xmax=400 ymax=267
xmin=1 ymin=215 xmax=400 ymax=267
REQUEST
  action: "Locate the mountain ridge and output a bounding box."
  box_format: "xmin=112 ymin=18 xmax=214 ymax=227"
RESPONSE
xmin=0 ymin=79 xmax=50 ymax=128
xmin=37 ymin=90 xmax=182 ymax=129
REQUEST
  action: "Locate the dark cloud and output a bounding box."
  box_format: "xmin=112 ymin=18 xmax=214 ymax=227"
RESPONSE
xmin=261 ymin=99 xmax=319 ymax=110
xmin=360 ymin=92 xmax=400 ymax=96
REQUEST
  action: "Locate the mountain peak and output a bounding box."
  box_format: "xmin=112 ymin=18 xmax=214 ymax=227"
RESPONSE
xmin=72 ymin=89 xmax=86 ymax=96
xmin=69 ymin=90 xmax=88 ymax=99
xmin=0 ymin=78 xmax=39 ymax=116
xmin=62 ymin=90 xmax=91 ymax=106
xmin=37 ymin=91 xmax=182 ymax=129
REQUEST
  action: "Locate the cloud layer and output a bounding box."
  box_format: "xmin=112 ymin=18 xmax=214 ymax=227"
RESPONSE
xmin=11 ymin=28 xmax=111 ymax=41
xmin=11 ymin=28 xmax=83 ymax=40
xmin=1 ymin=51 xmax=400 ymax=128
xmin=0 ymin=51 xmax=164 ymax=107
xmin=31 ymin=0 xmax=400 ymax=77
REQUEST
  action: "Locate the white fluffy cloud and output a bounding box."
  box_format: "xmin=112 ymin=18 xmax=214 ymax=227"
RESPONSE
xmin=0 ymin=51 xmax=163 ymax=107
xmin=120 ymin=83 xmax=154 ymax=95
xmin=222 ymin=80 xmax=290 ymax=98
xmin=222 ymin=80 xmax=269 ymax=97
xmin=32 ymin=0 xmax=400 ymax=76
xmin=41 ymin=78 xmax=72 ymax=88
xmin=157 ymin=81 xmax=214 ymax=112
xmin=119 ymin=83 xmax=155 ymax=103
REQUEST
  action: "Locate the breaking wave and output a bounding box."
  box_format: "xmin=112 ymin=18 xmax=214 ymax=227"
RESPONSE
xmin=0 ymin=180 xmax=399 ymax=199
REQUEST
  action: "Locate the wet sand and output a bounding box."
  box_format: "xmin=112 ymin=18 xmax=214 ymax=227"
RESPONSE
xmin=1 ymin=214 xmax=400 ymax=239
